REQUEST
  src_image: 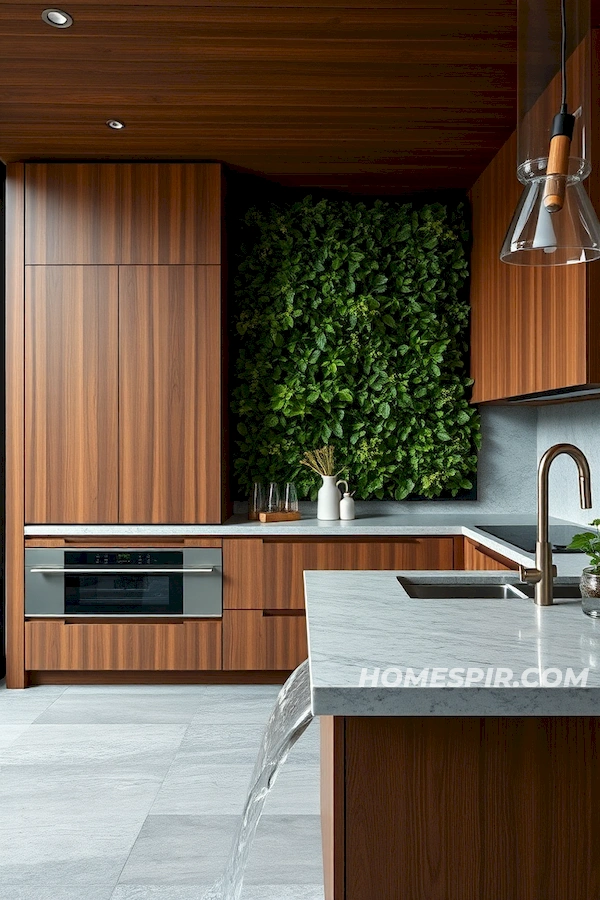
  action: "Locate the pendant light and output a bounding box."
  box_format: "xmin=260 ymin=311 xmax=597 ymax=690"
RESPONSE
xmin=500 ymin=0 xmax=600 ymax=265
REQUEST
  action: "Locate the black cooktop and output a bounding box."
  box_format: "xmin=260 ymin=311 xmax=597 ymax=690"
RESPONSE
xmin=476 ymin=524 xmax=585 ymax=554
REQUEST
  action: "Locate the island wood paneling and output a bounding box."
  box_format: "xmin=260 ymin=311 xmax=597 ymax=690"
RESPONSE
xmin=119 ymin=164 xmax=221 ymax=264
xmin=463 ymin=539 xmax=517 ymax=571
xmin=5 ymin=163 xmax=26 ymax=688
xmin=320 ymin=717 xmax=345 ymax=900
xmin=25 ymin=163 xmax=120 ymax=265
xmin=343 ymin=716 xmax=600 ymax=900
xmin=118 ymin=265 xmax=222 ymax=524
xmin=25 ymin=620 xmax=222 ymax=670
xmin=25 ymin=266 xmax=119 ymax=523
xmin=223 ymin=609 xmax=308 ymax=670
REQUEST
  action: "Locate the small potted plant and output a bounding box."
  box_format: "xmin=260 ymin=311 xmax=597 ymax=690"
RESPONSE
xmin=568 ymin=519 xmax=600 ymax=616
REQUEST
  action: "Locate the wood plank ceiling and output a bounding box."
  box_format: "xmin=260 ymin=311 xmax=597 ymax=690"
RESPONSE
xmin=0 ymin=0 xmax=519 ymax=193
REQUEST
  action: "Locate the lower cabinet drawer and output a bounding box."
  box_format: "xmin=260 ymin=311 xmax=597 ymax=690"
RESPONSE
xmin=25 ymin=619 xmax=222 ymax=671
xmin=223 ymin=609 xmax=308 ymax=671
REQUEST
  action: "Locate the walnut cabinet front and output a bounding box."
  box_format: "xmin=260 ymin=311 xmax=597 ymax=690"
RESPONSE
xmin=222 ymin=537 xmax=457 ymax=671
xmin=21 ymin=162 xmax=225 ymax=527
xmin=24 ymin=263 xmax=224 ymax=525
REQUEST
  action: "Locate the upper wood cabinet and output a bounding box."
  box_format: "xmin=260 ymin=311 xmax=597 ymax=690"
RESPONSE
xmin=25 ymin=266 xmax=119 ymax=523
xmin=469 ymin=133 xmax=594 ymax=403
xmin=25 ymin=163 xmax=222 ymax=266
xmin=469 ymin=31 xmax=600 ymax=403
xmin=119 ymin=165 xmax=222 ymax=264
xmin=119 ymin=266 xmax=223 ymax=524
xmin=25 ymin=164 xmax=120 ymax=265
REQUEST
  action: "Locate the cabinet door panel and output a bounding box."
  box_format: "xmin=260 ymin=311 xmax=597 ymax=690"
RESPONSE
xmin=25 ymin=164 xmax=120 ymax=265
xmin=25 ymin=620 xmax=222 ymax=671
xmin=223 ymin=609 xmax=307 ymax=671
xmin=263 ymin=538 xmax=454 ymax=609
xmin=119 ymin=265 xmax=222 ymax=523
xmin=223 ymin=537 xmax=454 ymax=610
xmin=119 ymin=164 xmax=221 ymax=264
xmin=25 ymin=266 xmax=119 ymax=523
xmin=463 ymin=539 xmax=517 ymax=572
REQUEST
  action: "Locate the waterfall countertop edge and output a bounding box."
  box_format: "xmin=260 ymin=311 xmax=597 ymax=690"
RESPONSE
xmin=24 ymin=514 xmax=588 ymax=578
xmin=304 ymin=570 xmax=600 ymax=717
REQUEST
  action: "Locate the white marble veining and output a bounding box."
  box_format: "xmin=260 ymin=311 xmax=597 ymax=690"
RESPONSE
xmin=305 ymin=570 xmax=600 ymax=717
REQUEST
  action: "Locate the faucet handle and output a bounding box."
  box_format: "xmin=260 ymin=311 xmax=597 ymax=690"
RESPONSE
xmin=519 ymin=565 xmax=542 ymax=585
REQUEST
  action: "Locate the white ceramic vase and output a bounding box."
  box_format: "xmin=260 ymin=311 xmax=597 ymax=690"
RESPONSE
xmin=317 ymin=475 xmax=340 ymax=520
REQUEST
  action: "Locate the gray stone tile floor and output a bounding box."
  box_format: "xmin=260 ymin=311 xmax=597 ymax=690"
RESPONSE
xmin=0 ymin=679 xmax=324 ymax=900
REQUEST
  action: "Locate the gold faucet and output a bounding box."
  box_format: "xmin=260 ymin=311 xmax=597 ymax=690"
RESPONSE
xmin=520 ymin=443 xmax=592 ymax=606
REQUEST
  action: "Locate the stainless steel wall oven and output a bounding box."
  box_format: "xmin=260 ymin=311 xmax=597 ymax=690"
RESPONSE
xmin=25 ymin=548 xmax=222 ymax=618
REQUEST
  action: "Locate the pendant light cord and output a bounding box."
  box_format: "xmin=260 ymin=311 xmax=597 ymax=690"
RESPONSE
xmin=560 ymin=0 xmax=568 ymax=111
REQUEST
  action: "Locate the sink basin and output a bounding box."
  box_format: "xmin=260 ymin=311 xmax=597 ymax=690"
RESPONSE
xmin=517 ymin=583 xmax=581 ymax=600
xmin=397 ymin=578 xmax=529 ymax=600
xmin=397 ymin=578 xmax=582 ymax=601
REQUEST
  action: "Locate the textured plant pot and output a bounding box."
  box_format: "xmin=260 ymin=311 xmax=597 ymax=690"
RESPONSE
xmin=581 ymin=567 xmax=600 ymax=617
xmin=317 ymin=476 xmax=340 ymax=520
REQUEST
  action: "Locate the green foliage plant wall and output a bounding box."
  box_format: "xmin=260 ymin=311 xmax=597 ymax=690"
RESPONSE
xmin=232 ymin=195 xmax=481 ymax=501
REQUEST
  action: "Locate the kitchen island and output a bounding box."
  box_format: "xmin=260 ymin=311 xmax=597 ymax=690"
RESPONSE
xmin=305 ymin=570 xmax=600 ymax=900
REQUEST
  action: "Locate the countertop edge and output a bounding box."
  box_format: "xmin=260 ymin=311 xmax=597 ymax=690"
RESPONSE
xmin=24 ymin=517 xmax=587 ymax=575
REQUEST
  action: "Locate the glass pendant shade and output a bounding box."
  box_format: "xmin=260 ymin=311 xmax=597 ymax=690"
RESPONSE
xmin=500 ymin=0 xmax=600 ymax=266
xmin=500 ymin=170 xmax=600 ymax=265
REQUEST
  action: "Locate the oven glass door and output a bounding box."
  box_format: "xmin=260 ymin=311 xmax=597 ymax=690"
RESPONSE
xmin=64 ymin=551 xmax=184 ymax=615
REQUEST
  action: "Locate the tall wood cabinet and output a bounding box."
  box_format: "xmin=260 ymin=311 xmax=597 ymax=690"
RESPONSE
xmin=469 ymin=31 xmax=600 ymax=403
xmin=6 ymin=161 xmax=228 ymax=687
xmin=19 ymin=162 xmax=227 ymax=524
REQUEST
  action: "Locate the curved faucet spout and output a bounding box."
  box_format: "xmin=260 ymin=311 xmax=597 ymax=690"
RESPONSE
xmin=537 ymin=443 xmax=592 ymax=542
xmin=522 ymin=443 xmax=593 ymax=606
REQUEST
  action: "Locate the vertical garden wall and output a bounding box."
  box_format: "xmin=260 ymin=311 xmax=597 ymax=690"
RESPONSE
xmin=231 ymin=195 xmax=480 ymax=500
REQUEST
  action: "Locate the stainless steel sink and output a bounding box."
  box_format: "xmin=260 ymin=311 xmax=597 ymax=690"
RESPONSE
xmin=517 ymin=583 xmax=581 ymax=600
xmin=397 ymin=578 xmax=581 ymax=601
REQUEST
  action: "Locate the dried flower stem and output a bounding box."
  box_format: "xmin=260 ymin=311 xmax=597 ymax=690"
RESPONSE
xmin=300 ymin=445 xmax=341 ymax=478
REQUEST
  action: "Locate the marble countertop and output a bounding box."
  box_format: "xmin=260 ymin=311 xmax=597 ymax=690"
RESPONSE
xmin=24 ymin=514 xmax=588 ymax=578
xmin=305 ymin=570 xmax=600 ymax=717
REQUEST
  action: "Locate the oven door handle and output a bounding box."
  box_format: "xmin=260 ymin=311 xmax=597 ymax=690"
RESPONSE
xmin=28 ymin=567 xmax=215 ymax=575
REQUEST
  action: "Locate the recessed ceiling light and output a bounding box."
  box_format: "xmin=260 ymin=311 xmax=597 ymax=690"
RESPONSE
xmin=41 ymin=8 xmax=73 ymax=28
xmin=106 ymin=119 xmax=126 ymax=130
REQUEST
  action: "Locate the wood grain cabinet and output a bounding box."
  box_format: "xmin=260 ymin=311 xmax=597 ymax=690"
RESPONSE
xmin=469 ymin=31 xmax=600 ymax=403
xmin=222 ymin=537 xmax=456 ymax=670
xmin=25 ymin=162 xmax=222 ymax=265
xmin=119 ymin=265 xmax=223 ymax=523
xmin=20 ymin=163 xmax=226 ymax=525
xmin=25 ymin=620 xmax=222 ymax=671
xmin=25 ymin=266 xmax=119 ymax=523
xmin=463 ymin=539 xmax=517 ymax=571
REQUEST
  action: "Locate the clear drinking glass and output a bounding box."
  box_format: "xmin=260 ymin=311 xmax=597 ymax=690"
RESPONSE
xmin=266 ymin=482 xmax=281 ymax=513
xmin=248 ymin=482 xmax=266 ymax=521
xmin=282 ymin=482 xmax=299 ymax=512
